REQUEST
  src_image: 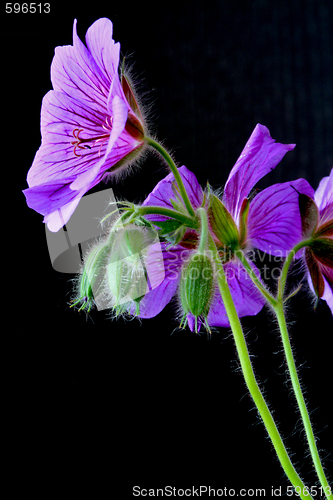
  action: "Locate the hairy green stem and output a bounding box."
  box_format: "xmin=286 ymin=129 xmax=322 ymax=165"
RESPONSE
xmin=137 ymin=205 xmax=197 ymax=228
xmin=235 ymin=250 xmax=278 ymax=307
xmin=236 ymin=245 xmax=331 ymax=499
xmin=209 ymin=236 xmax=311 ymax=499
xmin=145 ymin=137 xmax=196 ymax=217
xmin=277 ymin=243 xmax=332 ymax=499
xmin=274 ymin=301 xmax=332 ymax=499
xmin=278 ymin=239 xmax=312 ymax=301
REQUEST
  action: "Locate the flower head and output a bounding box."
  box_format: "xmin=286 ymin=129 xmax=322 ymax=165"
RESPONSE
xmin=116 ymin=124 xmax=313 ymax=331
xmin=23 ymin=18 xmax=147 ymax=232
xmin=299 ymin=169 xmax=333 ymax=313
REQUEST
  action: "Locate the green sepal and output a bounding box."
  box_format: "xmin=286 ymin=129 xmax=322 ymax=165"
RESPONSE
xmin=316 ymin=220 xmax=333 ymax=238
xmin=309 ymin=237 xmax=333 ymax=268
xmin=208 ymin=194 xmax=239 ymax=249
xmin=239 ymin=197 xmax=250 ymax=246
xmin=298 ymin=193 xmax=319 ymax=238
xmin=305 ymin=248 xmax=325 ymax=299
xmin=149 ymin=218 xmax=184 ymax=235
xmin=121 ymin=68 xmax=143 ymax=122
xmin=170 ymin=195 xmax=185 ymax=213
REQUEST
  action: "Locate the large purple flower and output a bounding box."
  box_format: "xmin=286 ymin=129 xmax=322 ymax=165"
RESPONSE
xmin=302 ymin=169 xmax=333 ymax=313
xmin=126 ymin=124 xmax=313 ymax=329
xmin=23 ymin=18 xmax=146 ymax=232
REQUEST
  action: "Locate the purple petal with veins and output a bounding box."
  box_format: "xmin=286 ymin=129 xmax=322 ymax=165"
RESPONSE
xmin=223 ymin=124 xmax=295 ymax=222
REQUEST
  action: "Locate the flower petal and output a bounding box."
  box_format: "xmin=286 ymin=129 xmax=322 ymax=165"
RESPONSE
xmin=322 ymin=266 xmax=333 ymax=307
xmin=142 ymin=166 xmax=204 ymax=218
xmin=314 ymin=168 xmax=333 ymax=212
xmin=316 ymin=169 xmax=333 ymax=229
xmin=223 ymin=124 xmax=295 ymax=221
xmin=24 ymin=178 xmax=77 ymax=213
xmin=128 ymin=244 xmax=190 ymax=318
xmin=27 ymin=91 xmax=107 ymax=186
xmin=51 ymin=19 xmax=111 ymax=109
xmin=207 ymin=260 xmax=265 ymax=327
xmin=27 ymin=89 xmax=135 ymax=193
xmin=44 ymin=197 xmax=82 ymax=232
xmin=69 ymin=96 xmax=129 ymax=191
xmin=85 ymin=18 xmax=120 ymax=86
xmin=23 ymin=179 xmax=88 ymax=231
xmin=247 ymin=179 xmax=314 ymax=256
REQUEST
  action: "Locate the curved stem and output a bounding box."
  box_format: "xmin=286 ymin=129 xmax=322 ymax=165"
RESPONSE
xmin=274 ymin=302 xmax=332 ymax=500
xmin=235 ymin=250 xmax=278 ymax=307
xmin=236 ymin=243 xmax=332 ymax=499
xmin=208 ymin=235 xmax=311 ymax=499
xmin=278 ymin=239 xmax=312 ymax=301
xmin=145 ymin=137 xmax=196 ymax=217
xmin=137 ymin=205 xmax=197 ymax=228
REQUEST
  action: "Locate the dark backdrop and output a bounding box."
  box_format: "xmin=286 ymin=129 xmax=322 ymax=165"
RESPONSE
xmin=3 ymin=0 xmax=333 ymax=496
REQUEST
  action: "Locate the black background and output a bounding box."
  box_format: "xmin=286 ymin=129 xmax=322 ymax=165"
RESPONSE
xmin=3 ymin=0 xmax=333 ymax=496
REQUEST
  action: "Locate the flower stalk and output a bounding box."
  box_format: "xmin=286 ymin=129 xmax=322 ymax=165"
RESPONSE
xmin=208 ymin=235 xmax=311 ymax=499
xmin=236 ymin=244 xmax=332 ymax=499
xmin=137 ymin=204 xmax=198 ymax=228
xmin=277 ymin=243 xmax=332 ymax=500
xmin=145 ymin=137 xmax=196 ymax=217
xmin=274 ymin=301 xmax=332 ymax=500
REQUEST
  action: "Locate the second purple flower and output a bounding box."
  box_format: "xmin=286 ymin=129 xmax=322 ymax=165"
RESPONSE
xmin=123 ymin=124 xmax=313 ymax=331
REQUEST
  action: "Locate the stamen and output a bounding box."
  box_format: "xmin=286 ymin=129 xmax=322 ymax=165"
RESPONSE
xmin=70 ymin=117 xmax=113 ymax=158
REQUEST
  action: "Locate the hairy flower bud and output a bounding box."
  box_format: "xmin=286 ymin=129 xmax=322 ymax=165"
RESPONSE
xmin=180 ymin=252 xmax=215 ymax=332
xmin=106 ymin=225 xmax=156 ymax=312
xmin=208 ymin=194 xmax=240 ymax=253
xmin=72 ymin=241 xmax=112 ymax=311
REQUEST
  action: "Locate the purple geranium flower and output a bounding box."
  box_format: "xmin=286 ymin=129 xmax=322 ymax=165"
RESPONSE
xmin=125 ymin=124 xmax=313 ymax=330
xmin=23 ymin=18 xmax=147 ymax=232
xmin=302 ymin=169 xmax=333 ymax=314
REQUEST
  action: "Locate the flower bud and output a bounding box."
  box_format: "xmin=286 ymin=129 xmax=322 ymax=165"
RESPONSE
xmin=106 ymin=225 xmax=156 ymax=312
xmin=72 ymin=241 xmax=111 ymax=311
xmin=180 ymin=252 xmax=215 ymax=332
xmin=208 ymin=194 xmax=239 ymax=252
xmin=107 ymin=257 xmax=147 ymax=312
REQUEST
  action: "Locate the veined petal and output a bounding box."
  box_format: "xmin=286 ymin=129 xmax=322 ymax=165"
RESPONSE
xmin=223 ymin=124 xmax=295 ymax=222
xmin=70 ymin=95 xmax=132 ymax=191
xmin=315 ymin=168 xmax=333 ymax=212
xmin=316 ymin=169 xmax=333 ymax=229
xmin=142 ymin=166 xmax=204 ymax=216
xmin=247 ymin=179 xmax=314 ymax=256
xmin=106 ymin=95 xmax=129 ymax=153
xmin=322 ymin=276 xmax=333 ymax=314
xmin=128 ymin=244 xmax=190 ymax=318
xmin=27 ymin=89 xmax=136 ymax=192
xmin=85 ymin=18 xmax=120 ymax=85
xmin=44 ymin=197 xmax=82 ymax=232
xmin=207 ymin=260 xmax=265 ymax=327
xmin=23 ymin=178 xmax=87 ymax=216
xmin=51 ymin=20 xmax=111 ymax=109
xmin=27 ymin=91 xmax=107 ymax=186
